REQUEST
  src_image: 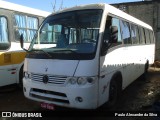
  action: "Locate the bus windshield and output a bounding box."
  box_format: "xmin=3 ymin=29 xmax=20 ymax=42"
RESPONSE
xmin=28 ymin=9 xmax=102 ymax=60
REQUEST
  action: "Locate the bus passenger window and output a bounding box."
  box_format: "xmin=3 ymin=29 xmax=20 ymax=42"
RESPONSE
xmin=112 ymin=18 xmax=122 ymax=45
xmin=149 ymin=31 xmax=154 ymax=43
xmin=139 ymin=27 xmax=145 ymax=44
xmin=102 ymin=16 xmax=122 ymax=49
xmin=103 ymin=17 xmax=111 ymax=42
xmin=14 ymin=14 xmax=38 ymax=42
xmin=120 ymin=20 xmax=131 ymax=44
xmin=144 ymin=29 xmax=150 ymax=44
xmin=101 ymin=16 xmax=111 ymax=55
xmin=130 ymin=24 xmax=139 ymax=44
xmin=0 ymin=17 xmax=9 ymax=50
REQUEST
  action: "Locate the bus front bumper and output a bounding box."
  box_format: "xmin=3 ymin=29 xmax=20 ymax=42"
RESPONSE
xmin=23 ymin=78 xmax=99 ymax=109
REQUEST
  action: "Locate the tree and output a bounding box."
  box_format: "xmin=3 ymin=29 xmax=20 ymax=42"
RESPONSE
xmin=51 ymin=0 xmax=56 ymax=12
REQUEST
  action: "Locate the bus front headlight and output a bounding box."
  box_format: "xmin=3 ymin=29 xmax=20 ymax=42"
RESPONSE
xmin=24 ymin=72 xmax=31 ymax=79
xmin=86 ymin=77 xmax=96 ymax=84
xmin=68 ymin=77 xmax=77 ymax=85
xmin=68 ymin=77 xmax=97 ymax=85
xmin=77 ymin=77 xmax=87 ymax=85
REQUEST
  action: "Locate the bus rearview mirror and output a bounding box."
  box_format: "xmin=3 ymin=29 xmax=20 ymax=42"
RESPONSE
xmin=20 ymin=34 xmax=28 ymax=52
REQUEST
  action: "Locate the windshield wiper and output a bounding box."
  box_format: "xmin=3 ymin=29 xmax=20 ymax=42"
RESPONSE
xmin=31 ymin=49 xmax=53 ymax=58
xmin=52 ymin=49 xmax=77 ymax=53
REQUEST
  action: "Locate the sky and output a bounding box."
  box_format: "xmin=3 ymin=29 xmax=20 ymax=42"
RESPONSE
xmin=3 ymin=0 xmax=142 ymax=12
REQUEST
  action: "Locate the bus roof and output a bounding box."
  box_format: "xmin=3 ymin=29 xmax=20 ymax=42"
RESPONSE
xmin=0 ymin=0 xmax=50 ymax=17
xmin=51 ymin=3 xmax=152 ymax=30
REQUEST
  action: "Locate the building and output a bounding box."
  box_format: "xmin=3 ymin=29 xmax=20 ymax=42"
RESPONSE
xmin=113 ymin=0 xmax=160 ymax=60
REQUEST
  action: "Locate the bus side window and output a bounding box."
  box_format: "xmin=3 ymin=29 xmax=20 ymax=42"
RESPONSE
xmin=144 ymin=29 xmax=150 ymax=44
xmin=111 ymin=17 xmax=122 ymax=46
xmin=120 ymin=20 xmax=131 ymax=45
xmin=102 ymin=16 xmax=122 ymax=48
xmin=14 ymin=14 xmax=38 ymax=42
xmin=149 ymin=30 xmax=154 ymax=44
xmin=103 ymin=16 xmax=112 ymax=42
xmin=0 ymin=16 xmax=10 ymax=50
xmin=139 ymin=27 xmax=146 ymax=44
xmin=130 ymin=24 xmax=139 ymax=44
xmin=101 ymin=16 xmax=112 ymax=54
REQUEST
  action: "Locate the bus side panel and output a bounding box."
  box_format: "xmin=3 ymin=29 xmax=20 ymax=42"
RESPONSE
xmin=0 ymin=9 xmax=17 ymax=86
xmin=0 ymin=7 xmax=46 ymax=87
xmin=0 ymin=50 xmax=26 ymax=86
xmin=121 ymin=46 xmax=144 ymax=87
xmin=0 ymin=65 xmax=16 ymax=86
xmin=98 ymin=43 xmax=155 ymax=107
xmin=99 ymin=47 xmax=125 ymax=107
xmin=124 ymin=44 xmax=155 ymax=84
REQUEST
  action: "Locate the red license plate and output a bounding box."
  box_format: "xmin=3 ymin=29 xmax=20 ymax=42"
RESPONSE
xmin=40 ymin=102 xmax=55 ymax=110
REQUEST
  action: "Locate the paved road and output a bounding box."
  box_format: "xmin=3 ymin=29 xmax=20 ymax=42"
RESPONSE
xmin=0 ymin=67 xmax=160 ymax=120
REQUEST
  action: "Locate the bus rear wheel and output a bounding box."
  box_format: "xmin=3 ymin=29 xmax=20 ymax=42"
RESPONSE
xmin=141 ymin=60 xmax=149 ymax=80
xmin=144 ymin=60 xmax=149 ymax=74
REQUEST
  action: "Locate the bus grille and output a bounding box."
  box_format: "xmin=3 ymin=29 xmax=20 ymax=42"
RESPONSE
xmin=30 ymin=88 xmax=69 ymax=104
xmin=31 ymin=73 xmax=67 ymax=85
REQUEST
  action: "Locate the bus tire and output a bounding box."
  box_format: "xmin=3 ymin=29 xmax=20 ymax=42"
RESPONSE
xmin=141 ymin=60 xmax=149 ymax=80
xmin=18 ymin=66 xmax=23 ymax=88
xmin=107 ymin=75 xmax=122 ymax=108
xmin=144 ymin=60 xmax=149 ymax=74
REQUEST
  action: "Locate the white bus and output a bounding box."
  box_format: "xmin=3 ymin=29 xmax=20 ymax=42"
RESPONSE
xmin=22 ymin=3 xmax=155 ymax=109
xmin=0 ymin=0 xmax=50 ymax=87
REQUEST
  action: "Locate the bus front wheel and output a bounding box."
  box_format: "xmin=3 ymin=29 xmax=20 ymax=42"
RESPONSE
xmin=106 ymin=75 xmax=122 ymax=109
xmin=18 ymin=66 xmax=23 ymax=88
